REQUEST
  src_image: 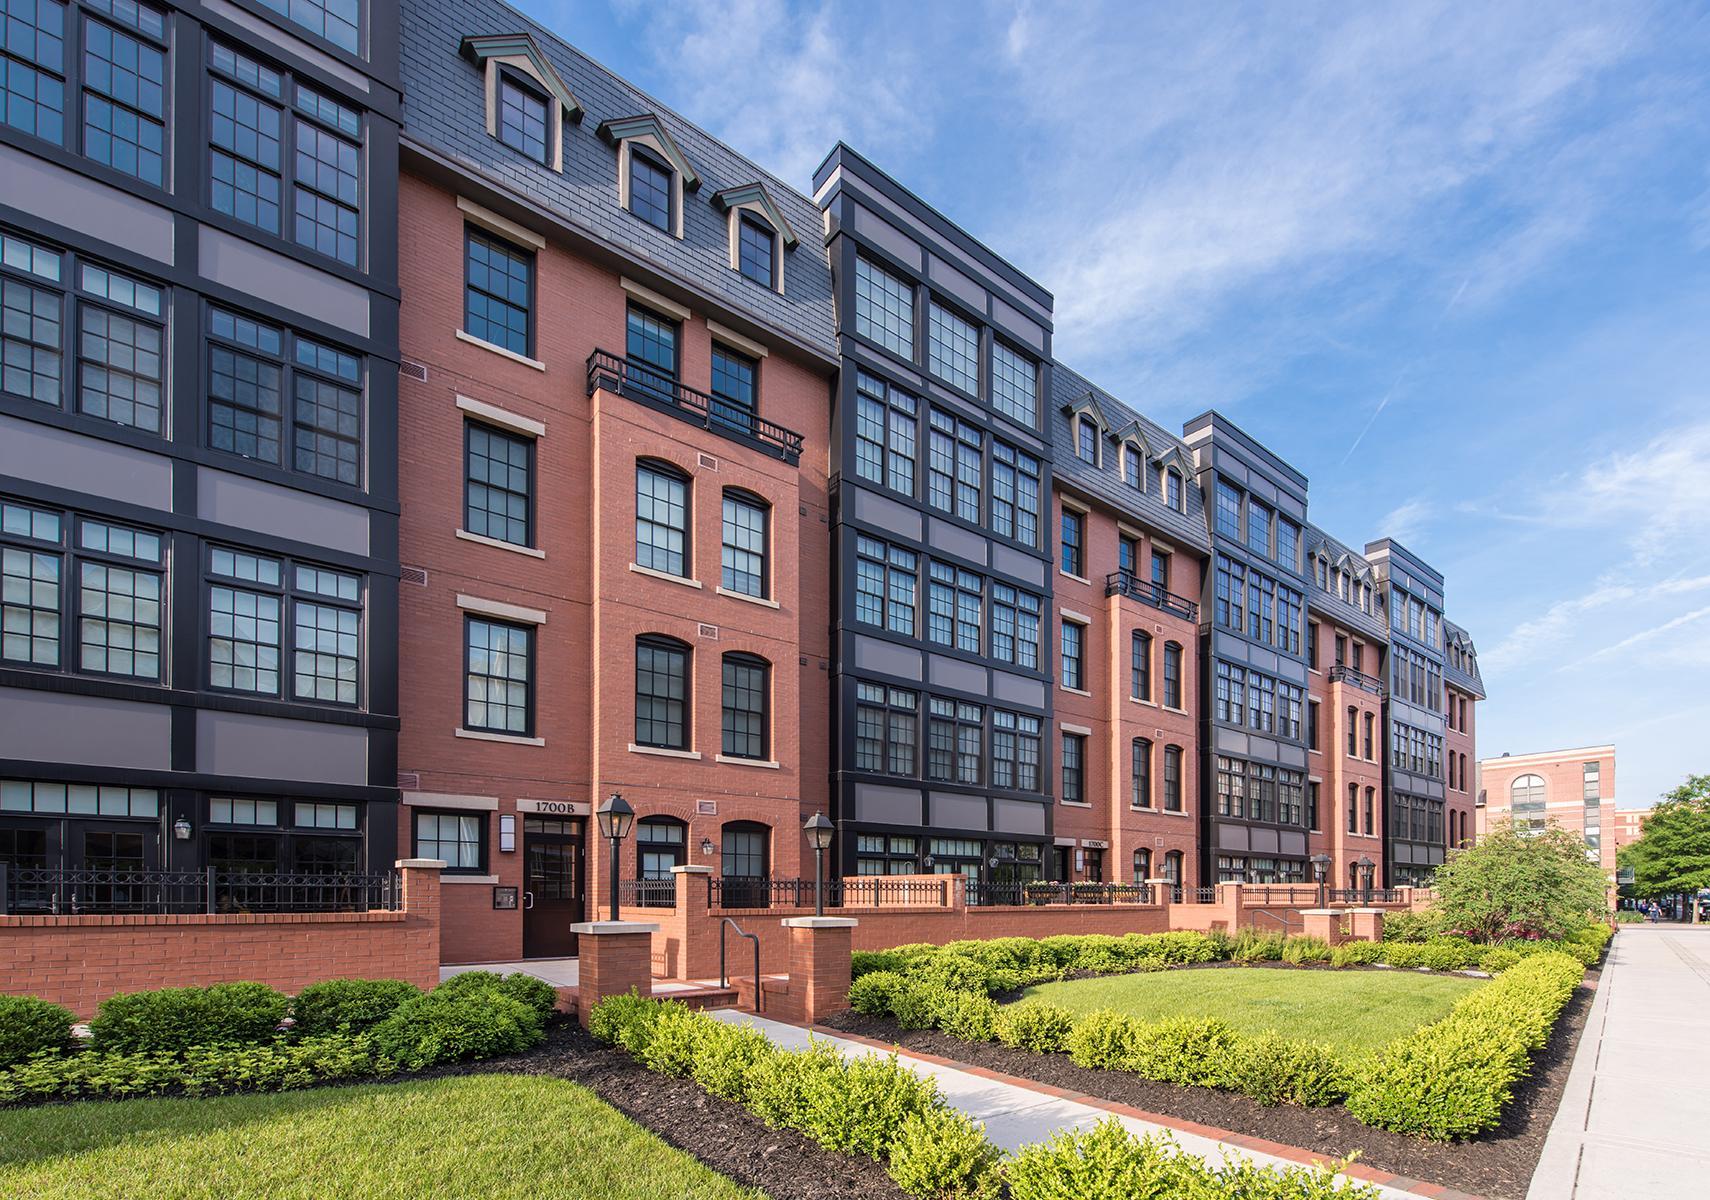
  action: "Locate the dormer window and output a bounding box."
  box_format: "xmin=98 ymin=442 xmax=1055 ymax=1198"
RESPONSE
xmin=1077 ymin=418 xmax=1098 ymax=465
xmin=599 ymin=114 xmax=700 ymax=240
xmin=1123 ymin=444 xmax=1143 ymax=489
xmin=738 ymin=214 xmax=774 ymax=287
xmin=628 ymin=146 xmax=672 ymax=231
xmin=1165 ymin=469 xmax=1183 ymax=512
xmin=461 ymin=34 xmax=581 ymax=175
xmin=497 ymin=70 xmax=548 ymax=164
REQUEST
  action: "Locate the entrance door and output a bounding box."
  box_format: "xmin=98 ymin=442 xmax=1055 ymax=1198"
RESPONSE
xmin=523 ymin=818 xmax=584 ymax=958
xmin=73 ymin=824 xmax=159 ymax=913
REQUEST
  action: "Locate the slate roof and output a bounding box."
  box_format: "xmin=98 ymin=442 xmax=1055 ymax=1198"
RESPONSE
xmin=1442 ymin=617 xmax=1486 ymax=698
xmin=1047 ymin=362 xmax=1210 ymax=554
xmin=1304 ymin=525 xmax=1390 ymax=641
xmin=399 ymin=0 xmax=835 ymax=356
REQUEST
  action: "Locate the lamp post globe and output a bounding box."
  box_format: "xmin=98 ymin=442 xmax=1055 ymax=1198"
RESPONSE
xmin=596 ymin=792 xmax=634 ymax=921
xmin=804 ymin=812 xmax=834 ymax=916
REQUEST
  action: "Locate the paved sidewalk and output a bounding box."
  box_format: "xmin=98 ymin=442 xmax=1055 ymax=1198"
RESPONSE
xmin=1528 ymin=925 xmax=1710 ymax=1199
xmin=709 ymin=1009 xmax=1463 ymax=1200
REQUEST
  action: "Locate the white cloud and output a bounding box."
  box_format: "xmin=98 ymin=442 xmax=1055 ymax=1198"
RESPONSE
xmin=1376 ymin=497 xmax=1433 ymax=547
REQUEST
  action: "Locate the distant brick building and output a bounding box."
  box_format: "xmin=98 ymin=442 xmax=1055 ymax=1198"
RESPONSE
xmin=1477 ymin=746 xmax=1618 ymax=875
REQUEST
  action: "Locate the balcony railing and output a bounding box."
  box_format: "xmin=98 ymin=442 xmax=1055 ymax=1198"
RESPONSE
xmin=587 ymin=349 xmax=805 ymax=464
xmin=706 ymin=876 xmax=953 ymax=910
xmin=967 ymin=881 xmax=1154 ymax=907
xmin=1328 ymin=664 xmax=1386 ymax=696
xmin=0 ymin=865 xmax=401 ymax=916
xmin=1105 ymin=571 xmax=1198 ymax=621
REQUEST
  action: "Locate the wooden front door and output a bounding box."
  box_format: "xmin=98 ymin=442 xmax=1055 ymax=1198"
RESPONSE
xmin=523 ymin=818 xmax=584 ymax=958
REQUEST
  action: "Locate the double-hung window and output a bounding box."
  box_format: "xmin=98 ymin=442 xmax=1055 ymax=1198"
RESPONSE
xmin=990 ymin=441 xmax=1040 ymax=546
xmin=1215 ymin=481 xmax=1241 ymax=540
xmin=464 ymin=616 xmax=531 ymax=734
xmin=635 ymin=461 xmax=689 ymax=577
xmin=926 ymin=409 xmax=981 ymax=522
xmin=926 ymin=699 xmax=982 ymax=784
xmin=1061 ymin=732 xmax=1085 ymax=803
xmin=464 ymin=228 xmax=532 ymax=356
xmin=210 ymin=43 xmax=362 ymax=265
xmin=255 ymin=0 xmax=359 ymax=53
xmin=1162 ymin=641 xmax=1182 ymax=709
xmin=926 ymin=562 xmax=981 ymax=652
xmin=710 ymin=344 xmax=756 ymax=434
xmin=991 ymin=340 xmax=1036 ymax=427
xmin=1060 ymin=619 xmax=1084 ymax=690
xmin=853 ymin=370 xmax=917 ymax=496
xmin=627 ymin=145 xmax=672 ymax=231
xmin=853 ymin=682 xmax=916 ymax=776
xmin=496 ymin=69 xmax=548 ymax=163
xmin=1060 ymin=509 xmax=1085 ymax=576
xmin=207 ymin=305 xmax=363 ymax=486
xmin=1123 ymin=446 xmax=1142 ymax=489
xmin=82 ymin=4 xmax=167 ymax=186
xmin=1131 ymin=630 xmax=1151 ymax=701
xmin=415 ymin=811 xmax=483 ymax=873
xmin=720 ymin=490 xmax=767 ymax=597
xmin=1131 ymin=737 xmax=1152 ymax=808
xmin=1246 ymin=499 xmax=1272 ymax=556
xmin=853 ymin=255 xmax=913 ymax=359
xmin=927 ymin=300 xmax=978 ymax=394
xmin=853 ymin=535 xmax=915 ymax=636
xmin=634 ymin=635 xmax=689 ymax=749
xmin=988 ymin=583 xmax=1040 ymax=669
xmin=1 ymin=0 xmax=65 ymax=144
xmin=1164 ymin=745 xmax=1182 ymax=811
xmin=737 ymin=214 xmax=775 ymax=288
xmin=626 ymin=303 xmax=678 ymax=400
xmin=991 ymin=710 xmax=1041 ymax=791
xmin=464 ymin=422 xmax=532 ymax=547
xmin=208 ymin=546 xmax=362 ymax=705
xmin=720 ymin=652 xmax=768 ymax=760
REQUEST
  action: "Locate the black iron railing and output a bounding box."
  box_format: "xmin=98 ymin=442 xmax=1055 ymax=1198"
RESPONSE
xmin=587 ymin=349 xmax=805 ymax=464
xmin=0 ymin=865 xmax=401 ymax=916
xmin=1329 ymin=887 xmax=1403 ymax=905
xmin=1168 ymin=885 xmax=1217 ymax=903
xmin=705 ymin=876 xmax=952 ymax=910
xmin=1105 ymin=571 xmax=1198 ymax=621
xmin=968 ymin=881 xmax=1155 ymax=907
xmin=1328 ymin=664 xmax=1386 ymax=696
xmin=619 ymin=878 xmax=678 ymax=909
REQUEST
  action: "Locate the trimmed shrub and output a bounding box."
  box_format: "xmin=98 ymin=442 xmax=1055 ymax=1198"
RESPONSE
xmin=849 ymin=970 xmax=908 ymax=1017
xmin=886 ymin=1107 xmax=1002 ymax=1200
xmin=689 ymin=1019 xmax=774 ymax=1102
xmin=1417 ymin=939 xmax=1480 ymax=972
xmin=1149 ymin=930 xmax=1222 ymax=965
xmin=852 ymin=949 xmax=919 ymax=980
xmin=1225 ymin=1032 xmax=1352 ymax=1107
xmin=586 ymin=989 xmax=668 ymax=1055
xmin=1558 ymin=939 xmax=1599 ymax=967
xmin=91 ymin=982 xmax=289 ymax=1054
xmin=1570 ymin=924 xmax=1613 ymax=953
xmin=1615 ymin=909 xmax=1644 ymax=924
xmin=1127 ymin=1017 xmax=1240 ymax=1089
xmin=0 ymin=995 xmax=74 ymax=1067
xmin=290 ymin=978 xmax=420 ymax=1037
xmin=1346 ymin=952 xmax=1582 ymax=1138
xmin=912 ymin=953 xmax=990 ymax=995
xmin=1281 ymin=936 xmax=1333 ymax=965
xmin=637 ymin=1003 xmax=702 ymax=1077
xmin=1379 ymin=942 xmax=1428 ymax=969
xmin=1381 ymin=910 xmax=1444 ymax=943
xmin=937 ymin=992 xmax=1000 ymax=1043
xmin=993 ymin=1002 xmax=1075 ymax=1054
xmin=434 ymin=970 xmax=559 ymax=1019
xmin=1330 ymin=941 xmax=1384 ymax=968
xmin=747 ymin=1041 xmax=941 ymax=1162
xmin=891 ymin=980 xmax=951 ymax=1031
xmin=1477 ymin=947 xmax=1523 ymax=974
xmin=1065 ymin=1009 xmax=1143 ymax=1071
xmin=1230 ymin=931 xmax=1286 ymax=963
xmin=369 ymin=988 xmax=543 ymax=1070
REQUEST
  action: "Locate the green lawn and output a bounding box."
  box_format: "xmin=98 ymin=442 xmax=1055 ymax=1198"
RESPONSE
xmin=1021 ymin=967 xmax=1481 ymax=1055
xmin=0 ymin=1075 xmax=763 ymax=1200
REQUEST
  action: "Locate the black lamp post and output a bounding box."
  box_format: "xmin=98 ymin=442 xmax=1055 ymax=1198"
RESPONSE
xmin=1309 ymin=853 xmax=1332 ymax=907
xmin=804 ymin=812 xmax=835 ymax=917
xmin=1358 ymin=855 xmax=1375 ymax=905
xmin=596 ymin=792 xmax=634 ymax=922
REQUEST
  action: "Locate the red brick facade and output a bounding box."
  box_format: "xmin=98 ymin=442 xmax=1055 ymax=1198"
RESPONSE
xmin=1305 ymin=617 xmax=1387 ymax=890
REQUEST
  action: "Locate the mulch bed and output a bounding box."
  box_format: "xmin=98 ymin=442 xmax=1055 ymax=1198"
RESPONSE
xmin=820 ymin=966 xmax=1601 ymax=1200
xmin=447 ymin=1021 xmax=908 ymax=1200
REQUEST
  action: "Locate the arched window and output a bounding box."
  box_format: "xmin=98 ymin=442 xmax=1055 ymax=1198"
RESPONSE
xmin=1133 ymin=847 xmax=1151 ymax=883
xmin=1162 ymin=641 xmax=1183 ymax=709
xmin=1163 ymin=745 xmax=1183 ymax=811
xmin=1163 ymin=850 xmax=1183 ymax=884
xmin=635 ymin=459 xmax=690 ymax=577
xmin=720 ymin=489 xmax=769 ymax=597
xmin=718 ymin=820 xmax=770 ymax=907
xmin=1131 ymin=737 xmax=1152 ymax=809
xmin=1511 ymin=774 xmax=1545 ymax=808
xmin=635 ymin=634 xmax=690 ymax=749
xmin=1130 ymin=630 xmax=1152 ymax=701
xmin=721 ymin=652 xmax=770 ymax=761
xmin=636 ymin=816 xmax=686 ymax=906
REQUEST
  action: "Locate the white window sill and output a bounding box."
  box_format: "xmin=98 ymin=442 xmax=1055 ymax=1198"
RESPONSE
xmin=456 ymin=329 xmax=546 ymax=371
xmin=1059 ymin=686 xmax=1092 ymax=698
xmin=1155 ymin=808 xmax=1191 ymax=818
xmin=1129 ymin=697 xmax=1159 ymax=708
xmin=715 ymin=754 xmax=780 ymax=769
xmin=1309 ymin=748 xmax=1323 ymax=757
xmin=1059 ymin=571 xmax=1092 ymax=586
xmin=629 ymin=563 xmax=703 ymax=589
xmin=1162 ymin=705 xmax=1187 ymax=715
xmin=439 ymin=874 xmax=500 ymax=885
xmin=456 ymin=728 xmax=545 ymax=747
xmin=715 ymin=586 xmax=780 ymax=609
xmin=1059 ymin=800 xmax=1093 ymax=809
xmin=457 ymin=529 xmax=546 ymax=559
xmin=628 ymin=743 xmax=702 ymax=760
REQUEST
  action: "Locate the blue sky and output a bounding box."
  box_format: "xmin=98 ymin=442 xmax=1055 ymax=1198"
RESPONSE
xmin=511 ymin=0 xmax=1710 ymax=810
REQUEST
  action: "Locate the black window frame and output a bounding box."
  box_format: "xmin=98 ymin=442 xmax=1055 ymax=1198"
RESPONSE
xmin=464 ymin=226 xmax=535 ymax=358
xmin=1131 ymin=736 xmax=1152 ymax=809
xmin=634 ymin=633 xmax=691 ymax=751
xmin=495 ymin=66 xmax=550 ymax=164
xmin=463 ymin=420 xmax=534 ymax=548
xmin=625 ymin=302 xmax=680 ymax=399
xmin=1060 ymin=508 xmax=1085 ymax=577
xmin=720 ymin=488 xmax=769 ymax=598
xmin=853 ymin=681 xmax=918 ymax=777
xmin=627 ymin=144 xmax=674 ymax=233
xmin=635 ymin=458 xmax=691 ymax=578
xmin=1060 ymin=618 xmax=1084 ymax=690
xmin=206 ymin=544 xmax=364 ymax=708
xmin=720 ymin=651 xmax=770 ymax=761
xmin=1061 ymin=731 xmax=1086 ymax=804
xmin=462 ymin=614 xmax=533 ymax=736
xmin=736 ymin=213 xmax=776 ymax=289
xmin=412 ymin=807 xmax=487 ymax=875
xmin=1163 ymin=744 xmax=1183 ymax=812
xmin=1162 ymin=641 xmax=1183 ymax=709
xmin=710 ymin=342 xmax=758 ymax=435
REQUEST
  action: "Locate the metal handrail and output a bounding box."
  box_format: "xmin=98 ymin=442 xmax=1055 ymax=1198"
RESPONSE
xmin=718 ymin=917 xmax=762 ymax=1014
xmin=1328 ymin=664 xmax=1386 ymax=696
xmin=586 ymin=349 xmax=805 ymax=464
xmin=1104 ymin=571 xmax=1199 ymax=621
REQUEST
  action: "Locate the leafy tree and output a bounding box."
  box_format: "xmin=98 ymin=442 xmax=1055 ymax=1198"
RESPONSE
xmin=1619 ymin=776 xmax=1710 ymax=915
xmin=1430 ymin=819 xmax=1610 ymax=941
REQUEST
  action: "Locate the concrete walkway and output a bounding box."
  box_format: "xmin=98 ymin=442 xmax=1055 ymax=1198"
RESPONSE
xmin=1529 ymin=925 xmax=1710 ymax=1199
xmin=709 ymin=1009 xmax=1459 ymax=1200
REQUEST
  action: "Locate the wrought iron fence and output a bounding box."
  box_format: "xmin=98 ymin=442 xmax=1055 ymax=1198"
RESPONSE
xmin=619 ymin=878 xmax=678 ymax=909
xmin=586 ymin=349 xmax=805 ymax=464
xmin=1104 ymin=571 xmax=1199 ymax=621
xmin=1327 ymin=664 xmax=1386 ymax=696
xmin=966 ymin=881 xmax=1155 ymax=907
xmin=704 ymin=876 xmax=952 ymax=910
xmin=1168 ymin=885 xmax=1218 ymax=903
xmin=0 ymin=865 xmax=401 ymax=916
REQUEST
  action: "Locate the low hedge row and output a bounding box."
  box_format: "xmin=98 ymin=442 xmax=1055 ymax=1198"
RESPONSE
xmin=1345 ymin=951 xmax=1585 ymax=1139
xmin=0 ymin=970 xmax=559 ymax=1104
xmin=589 ymin=993 xmax=1379 ymax=1200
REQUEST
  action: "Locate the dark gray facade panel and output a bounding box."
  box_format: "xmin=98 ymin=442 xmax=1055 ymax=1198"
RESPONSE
xmin=195 ymin=711 xmax=369 ymax=786
xmin=854 ymin=785 xmax=925 ymax=825
xmin=0 ymin=415 xmax=175 ymax=511
xmin=198 ymin=226 xmax=373 ymax=337
xmin=993 ymin=798 xmax=1048 ymax=835
xmin=196 ymin=468 xmax=372 ymax=557
xmin=851 ymin=636 xmax=925 ymax=681
xmin=927 ymin=655 xmax=988 ymax=695
xmin=930 ymin=792 xmax=989 ymax=831
xmin=0 ymin=690 xmax=173 ymax=770
xmin=0 ymin=143 xmax=176 ymax=263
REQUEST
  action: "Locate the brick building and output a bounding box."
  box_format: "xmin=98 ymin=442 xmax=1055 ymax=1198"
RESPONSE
xmin=1477 ymin=745 xmax=1618 ymax=875
xmin=1 ymin=0 xmax=1488 ymax=973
